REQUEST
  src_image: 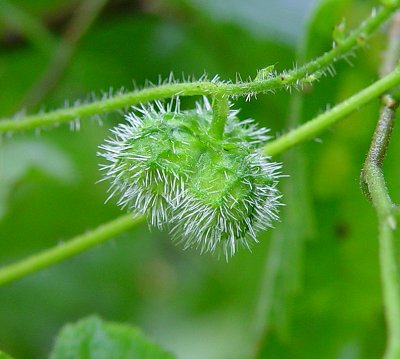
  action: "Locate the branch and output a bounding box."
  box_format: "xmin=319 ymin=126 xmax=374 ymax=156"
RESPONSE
xmin=361 ymin=11 xmax=400 ymax=359
xmin=0 ymin=214 xmax=143 ymax=287
xmin=0 ymin=4 xmax=397 ymax=133
xmin=361 ymin=96 xmax=400 ymax=359
xmin=263 ymin=66 xmax=400 ymax=156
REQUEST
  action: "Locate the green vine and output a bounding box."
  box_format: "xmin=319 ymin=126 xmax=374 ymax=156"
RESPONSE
xmin=362 ymin=96 xmax=400 ymax=359
xmin=5 ymin=1 xmax=400 ymax=359
xmin=263 ymin=66 xmax=400 ymax=156
xmin=360 ymin=11 xmax=400 ymax=358
xmin=0 ymin=1 xmax=400 ymax=297
xmin=0 ymin=214 xmax=143 ymax=286
xmin=0 ymin=4 xmax=397 ymax=134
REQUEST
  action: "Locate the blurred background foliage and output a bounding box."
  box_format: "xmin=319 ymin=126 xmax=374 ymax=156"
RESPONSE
xmin=0 ymin=0 xmax=398 ymax=358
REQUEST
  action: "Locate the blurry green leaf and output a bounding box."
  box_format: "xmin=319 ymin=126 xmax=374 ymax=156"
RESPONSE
xmin=0 ymin=351 xmax=14 ymax=359
xmin=49 ymin=316 xmax=176 ymax=359
xmin=257 ymin=0 xmax=388 ymax=358
xmin=0 ymin=138 xmax=76 ymax=218
xmin=0 ymin=0 xmax=57 ymax=55
xmin=0 ymin=1 xmax=390 ymax=359
xmin=255 ymin=0 xmax=329 ymax=348
xmin=185 ymin=0 xmax=317 ymax=44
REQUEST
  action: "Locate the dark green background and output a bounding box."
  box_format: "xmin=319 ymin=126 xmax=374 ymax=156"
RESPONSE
xmin=0 ymin=0 xmax=398 ymax=358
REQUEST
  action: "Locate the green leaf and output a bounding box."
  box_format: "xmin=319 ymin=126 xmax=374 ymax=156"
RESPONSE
xmin=49 ymin=316 xmax=176 ymax=359
xmin=0 ymin=351 xmax=15 ymax=359
xmin=0 ymin=138 xmax=76 ymax=219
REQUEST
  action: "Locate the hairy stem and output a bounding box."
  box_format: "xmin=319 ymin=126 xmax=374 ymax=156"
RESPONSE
xmin=0 ymin=2 xmax=400 ymax=290
xmin=361 ymin=97 xmax=400 ymax=359
xmin=0 ymin=4 xmax=397 ymax=133
xmin=0 ymin=214 xmax=143 ymax=287
xmin=361 ymin=11 xmax=400 ymax=358
xmin=263 ymin=66 xmax=400 ymax=156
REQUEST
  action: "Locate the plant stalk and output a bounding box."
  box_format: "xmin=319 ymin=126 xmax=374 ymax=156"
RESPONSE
xmin=209 ymin=94 xmax=229 ymax=139
xmin=0 ymin=4 xmax=397 ymax=134
xmin=0 ymin=214 xmax=143 ymax=287
xmin=361 ymin=97 xmax=400 ymax=359
xmin=263 ymin=67 xmax=400 ymax=156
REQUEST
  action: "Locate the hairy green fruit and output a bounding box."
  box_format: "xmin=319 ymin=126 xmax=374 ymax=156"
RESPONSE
xmin=174 ymin=149 xmax=281 ymax=256
xmin=99 ymin=98 xmax=282 ymax=257
xmin=99 ymin=100 xmax=202 ymax=228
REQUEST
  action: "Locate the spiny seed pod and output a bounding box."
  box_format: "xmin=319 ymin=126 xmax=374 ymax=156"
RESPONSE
xmin=172 ymin=143 xmax=281 ymax=258
xmin=99 ymin=97 xmax=282 ymax=257
xmin=98 ymin=99 xmax=202 ymax=228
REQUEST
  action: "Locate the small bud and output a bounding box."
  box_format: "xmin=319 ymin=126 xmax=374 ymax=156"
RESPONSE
xmin=356 ymin=33 xmax=367 ymax=47
xmin=333 ymin=18 xmax=347 ymax=44
xmin=255 ymin=65 xmax=275 ymax=81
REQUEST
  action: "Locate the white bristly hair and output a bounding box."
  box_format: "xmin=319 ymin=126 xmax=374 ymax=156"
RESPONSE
xmin=170 ymin=152 xmax=282 ymax=259
xmin=98 ymin=97 xmax=283 ymax=258
xmin=98 ymin=99 xmax=187 ymax=228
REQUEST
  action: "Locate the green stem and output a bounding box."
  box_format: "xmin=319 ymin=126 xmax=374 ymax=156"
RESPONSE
xmin=209 ymin=94 xmax=229 ymax=139
xmin=362 ymin=13 xmax=400 ymax=357
xmin=0 ymin=5 xmax=397 ymax=134
xmin=263 ymin=66 xmax=400 ymax=156
xmin=361 ymin=98 xmax=400 ymax=359
xmin=0 ymin=82 xmax=217 ymax=133
xmin=0 ymin=213 xmax=143 ymax=287
xmin=366 ymin=164 xmax=400 ymax=359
